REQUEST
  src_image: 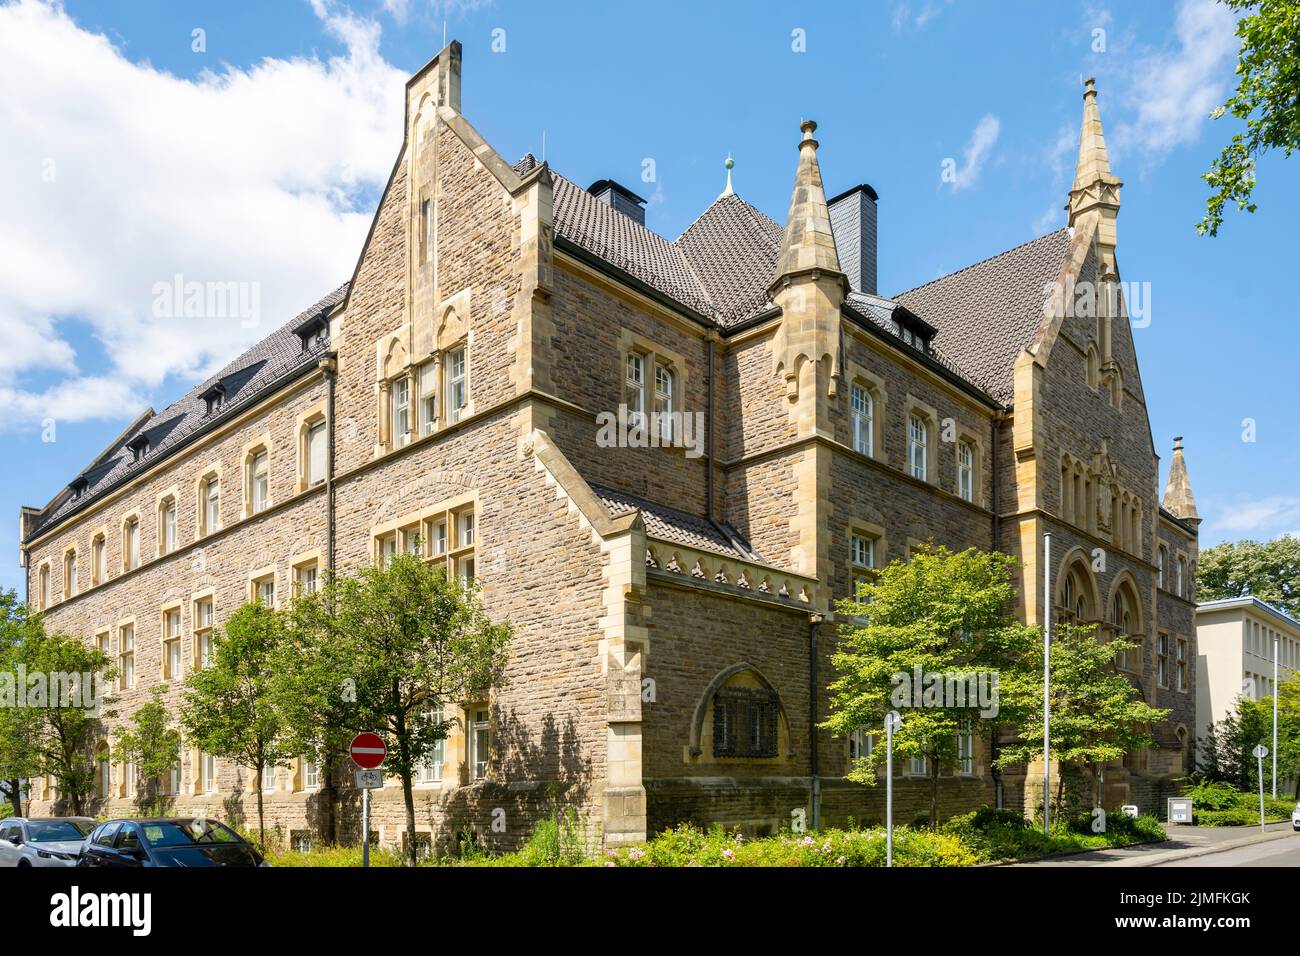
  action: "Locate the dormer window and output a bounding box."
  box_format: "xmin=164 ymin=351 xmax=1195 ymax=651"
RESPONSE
xmin=202 ymin=384 xmax=226 ymax=416
xmin=297 ymin=316 xmax=329 ymax=351
xmin=126 ymin=435 xmax=149 ymax=462
xmin=69 ymin=476 xmax=89 ymax=499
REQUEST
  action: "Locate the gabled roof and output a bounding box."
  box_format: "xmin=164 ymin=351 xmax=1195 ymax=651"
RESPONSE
xmin=24 ymin=283 xmax=348 ymax=542
xmin=895 ymin=228 xmax=1073 ymax=403
xmin=676 ymin=194 xmax=783 ymax=325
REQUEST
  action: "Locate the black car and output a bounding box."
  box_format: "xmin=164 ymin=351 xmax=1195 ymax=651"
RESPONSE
xmin=78 ymin=818 xmax=268 ymax=868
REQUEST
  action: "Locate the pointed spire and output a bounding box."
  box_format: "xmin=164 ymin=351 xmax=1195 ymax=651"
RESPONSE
xmin=770 ymin=120 xmax=844 ymax=295
xmin=718 ymin=153 xmax=735 ymax=199
xmin=1162 ymin=436 xmax=1200 ymax=525
xmin=1067 ymin=77 xmax=1122 ymax=237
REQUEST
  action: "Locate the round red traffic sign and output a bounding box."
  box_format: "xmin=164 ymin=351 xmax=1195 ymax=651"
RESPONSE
xmin=349 ymin=732 xmax=387 ymax=770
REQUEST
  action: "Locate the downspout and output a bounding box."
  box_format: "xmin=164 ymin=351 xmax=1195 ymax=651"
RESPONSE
xmin=705 ymin=337 xmax=715 ymax=521
xmin=991 ymin=413 xmax=1003 ymax=808
xmin=318 ymin=352 xmax=338 ymax=843
xmin=809 ymin=613 xmax=823 ymax=830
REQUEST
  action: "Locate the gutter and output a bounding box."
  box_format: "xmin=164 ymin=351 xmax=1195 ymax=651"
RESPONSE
xmin=809 ymin=612 xmax=823 ymax=831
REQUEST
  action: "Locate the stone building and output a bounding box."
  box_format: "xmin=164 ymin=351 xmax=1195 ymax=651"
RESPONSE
xmin=19 ymin=43 xmax=1199 ymax=849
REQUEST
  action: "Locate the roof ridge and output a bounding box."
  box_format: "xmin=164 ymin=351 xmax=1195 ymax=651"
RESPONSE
xmin=893 ymin=227 xmax=1071 ymax=299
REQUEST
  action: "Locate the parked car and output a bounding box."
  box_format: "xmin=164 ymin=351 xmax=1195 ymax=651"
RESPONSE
xmin=1292 ymin=802 xmax=1300 ymax=831
xmin=77 ymin=818 xmax=268 ymax=867
xmin=0 ymin=817 xmax=96 ymax=867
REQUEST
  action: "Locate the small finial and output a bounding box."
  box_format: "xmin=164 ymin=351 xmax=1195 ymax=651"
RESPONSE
xmin=1084 ymin=76 xmax=1097 ymax=98
xmin=719 ymin=153 xmax=735 ymax=198
xmin=1173 ymin=435 xmax=1184 ymax=450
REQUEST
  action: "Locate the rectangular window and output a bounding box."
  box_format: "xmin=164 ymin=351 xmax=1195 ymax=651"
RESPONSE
xmin=712 ymin=688 xmax=779 ymax=758
xmin=302 ymin=756 xmax=319 ymax=790
xmin=848 ymin=727 xmax=873 ymax=764
xmin=294 ymin=563 xmax=318 ymax=597
xmin=850 ymin=533 xmax=874 ymax=569
xmin=119 ymin=625 xmax=134 ymax=690
xmin=850 ymin=384 xmax=873 ymax=456
xmin=1176 ymin=638 xmax=1188 ymax=691
xmin=124 ymin=518 xmax=140 ymax=570
xmin=431 ymin=520 xmax=447 ymax=557
xmin=469 ymin=708 xmax=490 ymax=780
xmin=418 ymin=705 xmax=445 ymax=784
xmin=251 ymin=451 xmax=269 ymax=514
xmin=908 ymin=415 xmax=928 ymax=481
xmin=160 ymin=499 xmax=177 ymax=554
xmin=201 ymin=752 xmax=216 ymax=793
xmin=65 ymin=552 xmax=78 ymax=598
xmin=957 ymin=441 xmax=975 ymax=502
xmin=391 ymin=375 xmax=410 ymax=448
xmin=166 ymin=762 xmax=181 ymax=796
xmin=92 ymin=535 xmax=106 ymax=585
xmin=446 ymin=347 xmax=467 ymax=424
xmin=39 ymin=565 xmax=50 ymax=609
xmin=654 ymin=364 xmax=674 ymax=441
xmin=908 ymin=754 xmax=928 ymax=777
xmin=262 ymin=764 xmax=276 ymax=792
xmin=1157 ymin=633 xmax=1168 ymax=687
xmin=957 ymin=722 xmax=974 ymax=776
xmin=203 ymin=477 xmax=220 ymax=535
xmin=163 ymin=609 xmax=182 ymax=679
xmin=255 ymin=577 xmax=275 ymax=607
xmin=378 ymin=533 xmax=398 ymax=567
xmin=418 ymin=360 xmax=437 ymax=436
xmin=625 ymin=353 xmax=645 ymax=427
xmin=307 ymin=420 xmax=327 ymax=486
xmin=194 ymin=599 xmax=213 ymax=669
xmin=420 ymin=198 xmax=431 ymax=264
xmin=457 ymin=510 xmax=475 ymax=548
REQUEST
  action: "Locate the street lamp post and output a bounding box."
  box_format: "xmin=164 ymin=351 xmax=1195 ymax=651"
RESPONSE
xmin=1274 ymin=636 xmax=1279 ymax=798
xmin=885 ymin=709 xmax=901 ymax=868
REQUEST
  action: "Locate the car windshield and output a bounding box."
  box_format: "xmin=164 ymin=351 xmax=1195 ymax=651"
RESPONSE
xmin=141 ymin=820 xmax=242 ymax=848
xmin=29 ymin=820 xmax=93 ymax=842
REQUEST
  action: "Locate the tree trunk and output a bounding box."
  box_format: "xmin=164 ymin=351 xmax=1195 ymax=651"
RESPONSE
xmin=401 ymin=769 xmax=417 ymax=867
xmin=320 ymin=760 xmax=337 ymax=845
xmin=3 ymin=780 xmax=21 ymax=818
xmin=256 ymin=768 xmax=266 ymax=851
xmin=929 ymin=754 xmax=939 ymax=830
xmin=1056 ymin=766 xmax=1067 ymax=821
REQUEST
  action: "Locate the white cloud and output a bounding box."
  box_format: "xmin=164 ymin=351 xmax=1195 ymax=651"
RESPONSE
xmin=1031 ymin=201 xmax=1064 ymax=236
xmin=892 ymin=0 xmax=954 ymax=32
xmin=949 ymin=114 xmax=1000 ymax=193
xmin=1109 ymin=0 xmax=1239 ymax=165
xmin=1210 ymin=497 xmax=1300 ymax=535
xmin=0 ymin=0 xmax=406 ymax=430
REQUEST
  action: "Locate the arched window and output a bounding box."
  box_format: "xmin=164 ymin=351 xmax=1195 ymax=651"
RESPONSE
xmin=1110 ymin=582 xmax=1141 ymax=671
xmin=691 ymin=665 xmax=787 ymax=761
xmin=1085 ymin=342 xmax=1100 ymax=389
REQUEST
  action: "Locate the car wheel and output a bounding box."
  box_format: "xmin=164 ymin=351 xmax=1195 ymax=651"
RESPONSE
xmin=16 ymin=859 xmax=30 ymax=868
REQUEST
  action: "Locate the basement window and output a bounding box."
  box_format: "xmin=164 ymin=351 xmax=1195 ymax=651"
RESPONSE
xmin=712 ymin=687 xmax=779 ymax=758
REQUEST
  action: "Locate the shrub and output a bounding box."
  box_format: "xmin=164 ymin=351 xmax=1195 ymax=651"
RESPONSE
xmin=1184 ymin=780 xmax=1244 ymax=811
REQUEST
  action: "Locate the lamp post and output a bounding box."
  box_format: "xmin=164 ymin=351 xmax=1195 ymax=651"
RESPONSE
xmin=885 ymin=709 xmax=901 ymax=868
xmin=1273 ymin=636 xmax=1279 ymax=798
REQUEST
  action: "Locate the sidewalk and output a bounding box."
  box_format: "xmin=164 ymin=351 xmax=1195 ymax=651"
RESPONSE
xmin=1012 ymin=820 xmax=1299 ymax=867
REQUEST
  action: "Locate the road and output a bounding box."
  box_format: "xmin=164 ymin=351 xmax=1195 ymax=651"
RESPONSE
xmin=1156 ymin=830 xmax=1300 ymax=867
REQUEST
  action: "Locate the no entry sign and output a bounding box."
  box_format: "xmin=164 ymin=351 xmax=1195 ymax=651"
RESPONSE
xmin=350 ymin=732 xmax=387 ymax=770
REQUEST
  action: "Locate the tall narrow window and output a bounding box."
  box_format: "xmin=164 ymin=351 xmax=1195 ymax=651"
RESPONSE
xmin=160 ymin=497 xmax=177 ymax=555
xmin=202 ymin=476 xmax=220 ymax=536
xmin=250 ymin=451 xmax=270 ymax=514
xmin=194 ymin=599 xmax=214 ymax=669
xmin=294 ymin=563 xmax=318 ymax=597
xmin=957 ymin=441 xmax=975 ymax=502
xmin=1157 ymin=547 xmax=1166 ymax=589
xmin=625 ymin=353 xmax=645 ymax=427
xmin=123 ymin=518 xmax=140 ymax=571
xmin=92 ymin=534 xmax=106 ymax=586
xmin=446 ymin=347 xmax=467 ymax=424
xmin=378 ymin=533 xmax=398 ymax=567
xmin=64 ymin=550 xmax=78 ymax=598
xmin=255 ymin=577 xmax=275 ymax=608
xmin=306 ymin=420 xmax=327 ymax=486
xmin=302 ymin=756 xmax=319 ymax=790
xmin=654 ymin=364 xmax=674 ymax=441
xmin=956 ymin=722 xmax=974 ymax=775
xmin=420 ymin=198 xmax=431 ymax=264
xmin=908 ymin=415 xmax=928 ymax=481
xmin=418 ymin=360 xmax=437 ymax=436
xmin=391 ymin=375 xmax=410 ymax=448
xmin=38 ymin=564 xmax=50 ymax=610
xmin=1156 ymin=633 xmax=1169 ymax=687
xmin=850 ymin=532 xmax=875 ymax=600
xmin=1176 ymin=557 xmax=1186 ymax=598
xmin=469 ymin=708 xmax=490 ymax=781
xmin=119 ymin=624 xmax=135 ymax=690
xmin=201 ymin=752 xmax=216 ymax=793
xmin=848 ymin=728 xmax=873 ymax=764
xmin=1176 ymin=638 xmax=1188 ymax=691
xmin=163 ymin=609 xmax=182 ymax=679
xmin=850 ymin=384 xmax=873 ymax=456
xmin=418 ymin=705 xmax=445 ymax=784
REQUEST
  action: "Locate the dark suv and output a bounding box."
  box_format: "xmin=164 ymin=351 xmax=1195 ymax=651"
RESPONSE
xmin=78 ymin=818 xmax=267 ymax=867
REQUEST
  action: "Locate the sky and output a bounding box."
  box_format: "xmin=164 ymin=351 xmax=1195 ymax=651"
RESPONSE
xmin=1 ymin=0 xmax=1295 ymax=594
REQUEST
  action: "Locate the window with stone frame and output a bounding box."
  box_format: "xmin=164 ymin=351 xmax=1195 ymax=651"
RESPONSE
xmin=712 ymin=686 xmax=780 ymax=758
xmin=907 ymin=413 xmax=929 ymax=481
xmin=1176 ymin=556 xmax=1186 ymax=599
xmin=159 ymin=496 xmax=178 ymax=555
xmin=850 ymin=382 xmax=874 ymax=456
xmin=193 ymin=597 xmax=214 ymax=670
xmin=654 ymin=363 xmax=675 ymax=442
xmin=391 ymin=373 xmax=411 ymax=448
xmin=247 ymin=449 xmax=270 ymax=515
xmin=445 ymin=344 xmax=467 ymax=424
xmin=123 ymin=516 xmax=140 ymax=571
xmin=304 ymin=418 xmax=327 ymax=487
xmin=200 ymin=474 xmax=220 ymax=536
xmin=468 ymin=707 xmax=490 ymax=781
xmin=1156 ymin=546 xmax=1167 ymax=589
xmin=1156 ymin=632 xmax=1169 ymax=687
xmin=253 ymin=575 xmax=275 ymax=608
xmin=625 ymin=351 xmax=647 ymax=428
xmin=63 ymin=549 xmax=77 ymax=598
xmin=1176 ymin=638 xmax=1188 ymax=692
xmin=417 ymin=360 xmax=438 ymax=436
xmin=91 ymin=533 xmax=106 ymax=586
xmin=1110 ymin=587 xmax=1139 ymax=672
xmin=37 ymin=563 xmax=51 ymax=610
xmin=956 ymin=440 xmax=975 ymax=502
xmin=848 ymin=727 xmax=874 ymax=765
xmin=907 ymin=754 xmax=928 ymax=777
xmin=162 ymin=608 xmax=183 ymax=680
xmin=956 ymin=721 xmax=975 ymax=776
xmin=849 ymin=530 xmax=877 ymax=604
xmin=293 ymin=561 xmax=319 ymax=597
xmin=118 ymin=624 xmax=135 ymax=690
xmin=417 ymin=704 xmax=445 ymax=784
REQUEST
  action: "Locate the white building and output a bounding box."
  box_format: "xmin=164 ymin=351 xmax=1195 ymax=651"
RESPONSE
xmin=1196 ymin=597 xmax=1300 ymax=758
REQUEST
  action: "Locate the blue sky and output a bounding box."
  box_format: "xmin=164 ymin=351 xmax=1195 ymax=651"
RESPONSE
xmin=1 ymin=0 xmax=1295 ymax=594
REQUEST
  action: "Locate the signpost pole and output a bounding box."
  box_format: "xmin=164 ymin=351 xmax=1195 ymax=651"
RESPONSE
xmin=1273 ymin=636 xmax=1279 ymax=798
xmin=885 ymin=710 xmax=900 ymax=869
xmin=1254 ymin=744 xmax=1268 ymax=832
xmin=363 ymin=785 xmax=371 ymax=868
xmin=1043 ymin=532 xmax=1052 ymax=837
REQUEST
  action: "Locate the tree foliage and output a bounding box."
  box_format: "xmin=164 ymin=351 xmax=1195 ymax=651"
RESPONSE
xmin=1197 ymin=536 xmax=1300 ymax=616
xmin=0 ymin=592 xmax=45 ymax=816
xmin=824 ymin=545 xmax=1041 ymax=829
xmin=1199 ymin=0 xmax=1300 ymax=236
xmin=113 ymin=686 xmax=182 ymax=817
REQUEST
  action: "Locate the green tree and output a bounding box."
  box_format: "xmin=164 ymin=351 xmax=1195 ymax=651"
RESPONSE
xmin=299 ymin=553 xmax=513 ymax=865
xmin=1199 ymin=694 xmax=1272 ymax=790
xmin=0 ymin=592 xmax=44 ymax=816
xmin=113 ymin=687 xmax=182 ymax=816
xmin=1197 ymin=536 xmax=1300 ymax=616
xmin=27 ymin=630 xmax=116 ymax=816
xmin=178 ymin=601 xmax=289 ymax=849
xmin=1274 ymin=673 xmax=1300 ymax=798
xmin=1199 ymin=0 xmax=1300 ymax=236
xmin=824 ymin=545 xmax=1041 ymax=829
xmin=997 ymin=622 xmax=1169 ymax=814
